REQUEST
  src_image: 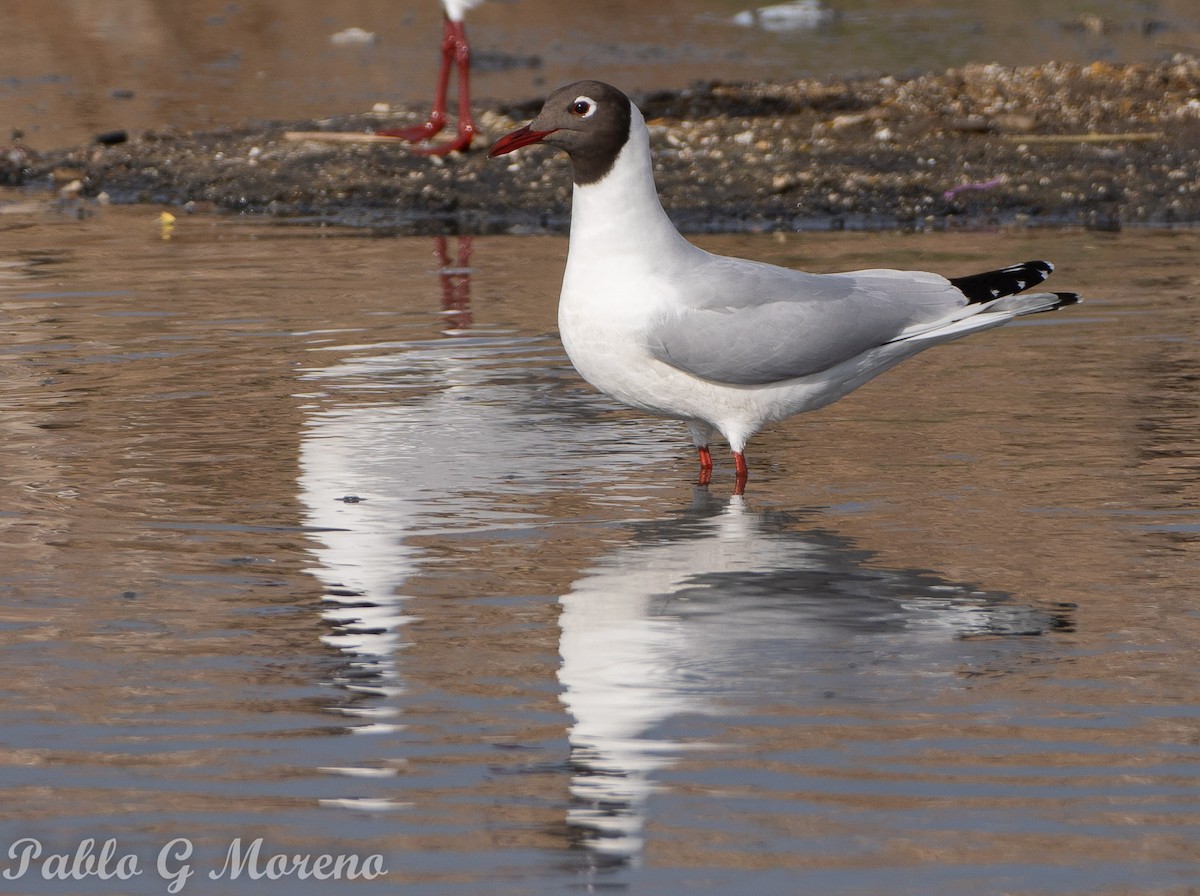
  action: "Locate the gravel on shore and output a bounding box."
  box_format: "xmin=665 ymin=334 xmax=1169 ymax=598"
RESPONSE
xmin=5 ymin=57 xmax=1200 ymax=234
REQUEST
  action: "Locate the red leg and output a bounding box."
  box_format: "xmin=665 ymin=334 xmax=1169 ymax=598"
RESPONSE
xmin=436 ymin=19 xmax=476 ymax=154
xmin=732 ymin=451 xmax=749 ymax=496
xmin=697 ymin=445 xmax=714 ymax=486
xmin=377 ymin=16 xmax=456 ymax=143
xmin=378 ymin=18 xmax=475 ymax=155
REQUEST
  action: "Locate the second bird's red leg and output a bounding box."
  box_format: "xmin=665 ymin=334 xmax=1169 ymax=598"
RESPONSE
xmin=437 ymin=19 xmax=476 ymax=154
xmin=378 ymin=15 xmax=475 ymax=153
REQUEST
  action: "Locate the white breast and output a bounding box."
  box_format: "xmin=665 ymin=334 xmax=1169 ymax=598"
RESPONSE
xmin=558 ymin=105 xmax=708 ymax=414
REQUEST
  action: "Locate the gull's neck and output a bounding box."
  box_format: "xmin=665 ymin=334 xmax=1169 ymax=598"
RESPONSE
xmin=567 ymin=104 xmax=696 ymax=264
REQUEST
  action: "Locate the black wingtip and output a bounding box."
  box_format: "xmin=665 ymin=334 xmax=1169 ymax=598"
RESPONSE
xmin=950 ymin=260 xmax=1055 ymax=304
xmin=1051 ymin=291 xmax=1082 ymax=308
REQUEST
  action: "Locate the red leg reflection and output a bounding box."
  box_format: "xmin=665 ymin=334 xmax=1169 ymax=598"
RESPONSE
xmin=434 ymin=236 xmax=473 ymax=329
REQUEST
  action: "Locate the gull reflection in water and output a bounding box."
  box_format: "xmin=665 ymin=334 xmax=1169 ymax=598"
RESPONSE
xmin=295 ymin=264 xmax=671 ymax=809
xmin=297 ymin=236 xmax=481 ymax=725
xmin=558 ymin=492 xmax=1073 ymax=865
xmin=297 ymin=328 xmax=572 ymax=701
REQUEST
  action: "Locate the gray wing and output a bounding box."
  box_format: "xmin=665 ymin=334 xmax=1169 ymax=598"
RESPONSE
xmin=646 ymin=253 xmax=970 ymax=385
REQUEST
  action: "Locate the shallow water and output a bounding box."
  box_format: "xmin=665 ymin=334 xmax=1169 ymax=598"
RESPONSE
xmin=3 ymin=0 xmax=1199 ymax=149
xmin=0 ymin=207 xmax=1198 ymax=894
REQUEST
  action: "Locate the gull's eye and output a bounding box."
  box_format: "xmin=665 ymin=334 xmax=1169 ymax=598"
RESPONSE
xmin=571 ymin=96 xmax=597 ymax=118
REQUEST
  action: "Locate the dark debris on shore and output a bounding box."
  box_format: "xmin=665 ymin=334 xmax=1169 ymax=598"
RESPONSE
xmin=6 ymin=58 xmax=1200 ymax=234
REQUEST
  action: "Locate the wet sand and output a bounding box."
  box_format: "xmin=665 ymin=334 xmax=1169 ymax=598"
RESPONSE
xmin=5 ymin=57 xmax=1200 ymax=233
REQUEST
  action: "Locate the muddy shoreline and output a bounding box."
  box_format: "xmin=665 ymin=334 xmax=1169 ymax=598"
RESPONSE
xmin=7 ymin=58 xmax=1200 ymax=234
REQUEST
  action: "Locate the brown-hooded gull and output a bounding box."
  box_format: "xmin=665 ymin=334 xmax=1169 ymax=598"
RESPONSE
xmin=489 ymin=80 xmax=1080 ymax=493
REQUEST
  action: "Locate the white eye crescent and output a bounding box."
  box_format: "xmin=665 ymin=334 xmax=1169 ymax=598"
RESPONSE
xmin=571 ymin=96 xmax=597 ymax=118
